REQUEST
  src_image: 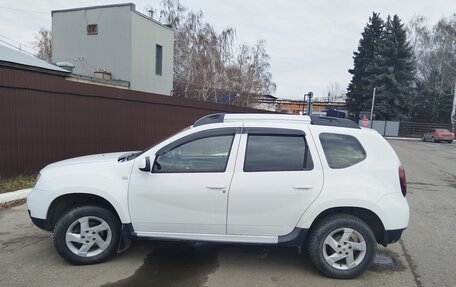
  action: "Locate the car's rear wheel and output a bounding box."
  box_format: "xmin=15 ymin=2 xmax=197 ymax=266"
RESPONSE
xmin=448 ymin=140 xmax=453 ymax=143
xmin=307 ymin=214 xmax=376 ymax=279
xmin=53 ymin=206 xmax=120 ymax=264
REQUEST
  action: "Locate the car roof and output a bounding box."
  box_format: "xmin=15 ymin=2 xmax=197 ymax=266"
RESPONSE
xmin=193 ymin=113 xmax=360 ymax=129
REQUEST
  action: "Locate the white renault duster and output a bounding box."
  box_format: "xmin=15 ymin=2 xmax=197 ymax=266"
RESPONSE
xmin=27 ymin=113 xmax=409 ymax=278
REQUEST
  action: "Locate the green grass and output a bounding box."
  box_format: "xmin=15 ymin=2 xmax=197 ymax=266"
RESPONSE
xmin=0 ymin=175 xmax=37 ymax=194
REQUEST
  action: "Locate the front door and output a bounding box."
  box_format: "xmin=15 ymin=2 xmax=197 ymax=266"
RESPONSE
xmin=129 ymin=128 xmax=240 ymax=235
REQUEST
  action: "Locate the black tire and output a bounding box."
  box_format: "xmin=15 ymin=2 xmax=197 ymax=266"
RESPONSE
xmin=307 ymin=214 xmax=376 ymax=279
xmin=53 ymin=206 xmax=120 ymax=265
xmin=448 ymin=140 xmax=453 ymax=144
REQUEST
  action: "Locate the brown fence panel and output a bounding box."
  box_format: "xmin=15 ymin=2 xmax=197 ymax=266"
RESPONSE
xmin=0 ymin=67 xmax=263 ymax=177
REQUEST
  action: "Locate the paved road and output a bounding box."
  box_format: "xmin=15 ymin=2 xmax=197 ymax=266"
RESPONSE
xmin=0 ymin=140 xmax=454 ymax=287
xmin=389 ymin=140 xmax=456 ymax=287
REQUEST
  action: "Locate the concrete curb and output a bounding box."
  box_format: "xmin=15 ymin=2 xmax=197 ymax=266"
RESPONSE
xmin=0 ymin=188 xmax=32 ymax=204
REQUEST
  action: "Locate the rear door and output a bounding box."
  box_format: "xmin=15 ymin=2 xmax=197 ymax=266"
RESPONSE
xmin=227 ymin=124 xmax=323 ymax=236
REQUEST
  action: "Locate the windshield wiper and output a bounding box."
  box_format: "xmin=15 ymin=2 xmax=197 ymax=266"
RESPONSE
xmin=118 ymin=152 xmax=137 ymax=162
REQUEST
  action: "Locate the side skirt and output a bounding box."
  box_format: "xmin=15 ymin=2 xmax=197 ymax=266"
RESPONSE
xmin=117 ymin=224 xmax=308 ymax=252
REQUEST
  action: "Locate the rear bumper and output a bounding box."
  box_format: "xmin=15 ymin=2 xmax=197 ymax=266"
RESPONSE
xmin=382 ymin=228 xmax=405 ymax=246
xmin=435 ymin=137 xmax=454 ymax=141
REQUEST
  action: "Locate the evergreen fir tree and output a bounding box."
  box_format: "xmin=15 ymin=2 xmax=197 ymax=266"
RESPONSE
xmin=374 ymin=15 xmax=415 ymax=120
xmin=346 ymin=12 xmax=384 ymax=118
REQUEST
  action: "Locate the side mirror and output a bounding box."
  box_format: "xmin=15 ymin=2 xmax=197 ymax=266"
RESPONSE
xmin=139 ymin=156 xmax=151 ymax=172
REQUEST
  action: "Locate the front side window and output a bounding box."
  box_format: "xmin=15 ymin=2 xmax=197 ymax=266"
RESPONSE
xmin=244 ymin=134 xmax=313 ymax=172
xmin=153 ymin=135 xmax=234 ymax=173
xmin=319 ymin=133 xmax=366 ymax=169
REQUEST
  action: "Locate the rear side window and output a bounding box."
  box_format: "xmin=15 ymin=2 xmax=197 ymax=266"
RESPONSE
xmin=244 ymin=135 xmax=313 ymax=172
xmin=319 ymin=133 xmax=366 ymax=169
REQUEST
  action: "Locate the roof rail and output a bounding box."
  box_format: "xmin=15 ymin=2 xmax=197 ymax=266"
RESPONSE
xmin=224 ymin=113 xmax=311 ymax=123
xmin=193 ymin=113 xmax=359 ymax=129
xmin=309 ymin=115 xmax=360 ymax=129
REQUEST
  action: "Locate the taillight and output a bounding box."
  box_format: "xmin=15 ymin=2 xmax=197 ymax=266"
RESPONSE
xmin=399 ymin=166 xmax=407 ymax=197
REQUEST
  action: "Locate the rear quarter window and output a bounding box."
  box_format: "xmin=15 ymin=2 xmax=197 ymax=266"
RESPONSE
xmin=319 ymin=133 xmax=366 ymax=169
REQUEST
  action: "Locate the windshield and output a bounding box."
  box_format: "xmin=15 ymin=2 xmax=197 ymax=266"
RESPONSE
xmin=125 ymin=125 xmax=193 ymax=161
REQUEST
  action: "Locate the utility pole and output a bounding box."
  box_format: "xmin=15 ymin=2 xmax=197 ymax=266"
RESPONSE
xmin=301 ymin=92 xmax=313 ymax=115
xmin=452 ymin=79 xmax=456 ymax=132
xmin=307 ymin=92 xmax=313 ymax=115
xmin=370 ymin=87 xmax=376 ymax=121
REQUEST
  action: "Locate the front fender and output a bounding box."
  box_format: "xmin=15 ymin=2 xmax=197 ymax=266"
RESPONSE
xmin=28 ymin=187 xmax=130 ymax=224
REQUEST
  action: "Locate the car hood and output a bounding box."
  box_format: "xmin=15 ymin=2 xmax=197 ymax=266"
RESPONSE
xmin=43 ymin=151 xmax=137 ymax=170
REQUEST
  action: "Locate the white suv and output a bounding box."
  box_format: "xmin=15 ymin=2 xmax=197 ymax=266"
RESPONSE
xmin=27 ymin=113 xmax=409 ymax=278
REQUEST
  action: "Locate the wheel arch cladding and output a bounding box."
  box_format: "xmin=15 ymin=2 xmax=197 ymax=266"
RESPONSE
xmin=307 ymin=207 xmax=386 ymax=245
xmin=46 ymin=193 xmax=122 ymax=231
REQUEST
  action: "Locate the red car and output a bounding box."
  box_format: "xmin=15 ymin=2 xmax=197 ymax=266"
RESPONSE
xmin=422 ymin=128 xmax=454 ymax=143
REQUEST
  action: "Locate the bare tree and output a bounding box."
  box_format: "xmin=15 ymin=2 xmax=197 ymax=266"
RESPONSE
xmin=152 ymin=0 xmax=275 ymax=106
xmin=33 ymin=28 xmax=52 ymax=63
xmin=325 ymin=82 xmax=346 ymax=102
xmin=407 ymin=14 xmax=456 ymax=123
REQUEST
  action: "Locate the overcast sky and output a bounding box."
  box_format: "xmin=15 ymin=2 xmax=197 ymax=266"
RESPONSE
xmin=0 ymin=0 xmax=454 ymax=100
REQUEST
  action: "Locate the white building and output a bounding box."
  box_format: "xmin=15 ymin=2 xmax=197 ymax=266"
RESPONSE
xmin=52 ymin=3 xmax=174 ymax=95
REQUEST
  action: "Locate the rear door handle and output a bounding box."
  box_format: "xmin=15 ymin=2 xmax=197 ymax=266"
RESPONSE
xmin=292 ymin=185 xmax=313 ymax=190
xmin=206 ymin=185 xmax=227 ymax=190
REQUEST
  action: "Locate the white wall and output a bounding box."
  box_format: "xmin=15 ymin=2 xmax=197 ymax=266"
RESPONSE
xmin=52 ymin=5 xmax=132 ymax=82
xmin=131 ymin=12 xmax=174 ymax=95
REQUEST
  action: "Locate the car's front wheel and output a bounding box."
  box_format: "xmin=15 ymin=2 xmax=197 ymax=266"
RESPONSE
xmin=53 ymin=206 xmax=120 ymax=264
xmin=307 ymin=214 xmax=376 ymax=279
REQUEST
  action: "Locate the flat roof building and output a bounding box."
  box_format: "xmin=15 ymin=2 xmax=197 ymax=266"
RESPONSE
xmin=52 ymin=3 xmax=174 ymax=95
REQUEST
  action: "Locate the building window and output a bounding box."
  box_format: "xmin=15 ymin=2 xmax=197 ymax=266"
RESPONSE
xmin=87 ymin=24 xmax=98 ymax=35
xmin=155 ymin=44 xmax=163 ymax=75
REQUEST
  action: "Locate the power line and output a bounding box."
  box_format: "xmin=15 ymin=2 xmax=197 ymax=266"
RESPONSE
xmin=0 ymin=6 xmax=48 ymax=15
xmin=0 ymin=39 xmax=37 ymax=57
xmin=0 ymin=33 xmax=39 ymax=53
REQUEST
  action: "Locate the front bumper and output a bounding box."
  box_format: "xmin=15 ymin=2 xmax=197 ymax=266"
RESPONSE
xmin=28 ymin=209 xmax=51 ymax=231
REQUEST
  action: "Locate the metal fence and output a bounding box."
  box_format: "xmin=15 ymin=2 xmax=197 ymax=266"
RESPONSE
xmin=358 ymin=120 xmax=400 ymax=136
xmin=0 ymin=67 xmax=261 ymax=177
xmin=358 ymin=120 xmax=453 ymax=138
xmin=399 ymin=122 xmax=454 ymax=138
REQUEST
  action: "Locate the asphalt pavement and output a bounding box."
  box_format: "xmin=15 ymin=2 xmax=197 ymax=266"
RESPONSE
xmin=0 ymin=140 xmax=454 ymax=287
xmin=389 ymin=140 xmax=456 ymax=287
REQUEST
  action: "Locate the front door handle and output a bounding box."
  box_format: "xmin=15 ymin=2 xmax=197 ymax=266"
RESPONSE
xmin=292 ymin=185 xmax=313 ymax=190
